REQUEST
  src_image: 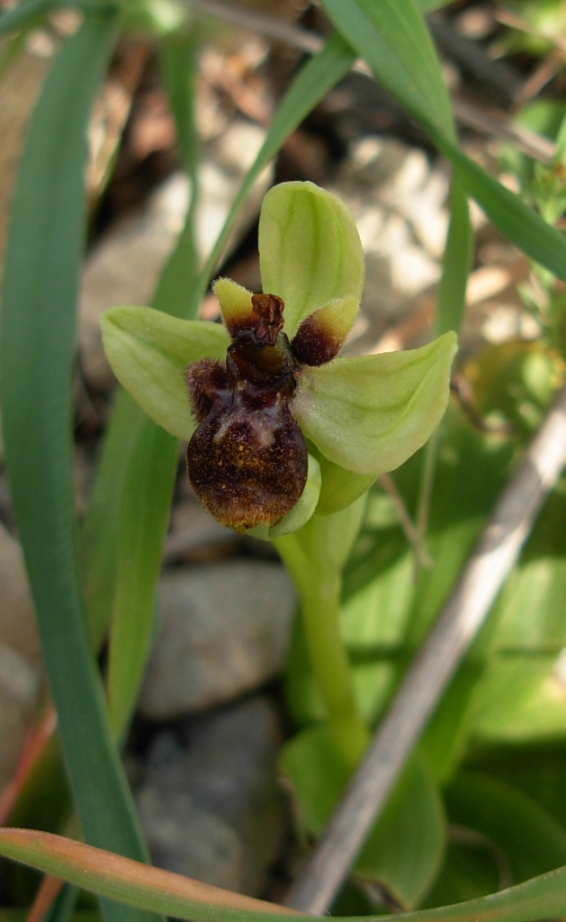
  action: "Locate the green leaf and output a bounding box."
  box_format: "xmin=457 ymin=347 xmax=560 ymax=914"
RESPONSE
xmin=101 ymin=306 xmax=229 ymax=440
xmin=467 ymin=653 xmax=566 ymax=744
xmin=445 ymin=772 xmax=566 ymax=883
xmin=315 ymin=455 xmax=376 ymax=515
xmin=356 ymin=751 xmax=445 ymax=909
xmin=434 ymin=182 xmax=471 ymax=338
xmin=0 ymin=828 xmax=301 ymax=922
xmin=7 ymin=825 xmax=566 ymax=922
xmin=80 ymin=392 xmax=147 ymax=648
xmin=293 ymin=332 xmax=457 ymax=476
xmin=258 ymin=181 xmax=365 ymax=337
xmin=491 ymin=482 xmax=566 ymax=650
xmin=0 ymin=16 xmax=160 ymax=922
xmin=468 ymin=740 xmax=566 ymax=831
xmin=106 ymin=424 xmax=178 ymax=737
xmin=0 ymin=914 xmax=100 ymax=922
xmin=415 ymin=0 xmax=455 ymax=10
xmin=280 ymin=727 xmax=446 ymax=910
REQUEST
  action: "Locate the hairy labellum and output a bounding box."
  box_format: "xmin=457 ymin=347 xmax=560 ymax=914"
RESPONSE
xmin=185 ymin=294 xmax=308 ymax=531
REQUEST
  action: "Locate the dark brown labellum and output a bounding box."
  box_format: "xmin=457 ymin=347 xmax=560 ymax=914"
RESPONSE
xmin=185 ymin=294 xmax=308 ymax=531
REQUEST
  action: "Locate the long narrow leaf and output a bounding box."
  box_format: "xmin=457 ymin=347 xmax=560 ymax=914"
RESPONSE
xmin=0 ymin=16 xmax=160 ymax=922
xmin=106 ymin=426 xmax=178 ymax=736
xmin=104 ymin=29 xmax=201 ymax=737
xmin=434 ymin=182 xmax=471 ymax=337
xmin=416 ymin=180 xmax=472 ymax=540
xmin=3 ymin=828 xmax=566 ymax=922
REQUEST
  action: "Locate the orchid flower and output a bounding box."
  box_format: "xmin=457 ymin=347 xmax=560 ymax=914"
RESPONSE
xmin=102 ymin=181 xmax=457 ymax=536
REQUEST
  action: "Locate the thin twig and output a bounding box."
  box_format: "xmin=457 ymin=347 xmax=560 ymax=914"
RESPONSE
xmin=451 ymin=97 xmax=555 ymax=164
xmin=378 ymin=472 xmax=433 ymax=569
xmin=284 ymin=381 xmax=566 ymax=914
xmin=185 ymin=0 xmax=557 ymax=165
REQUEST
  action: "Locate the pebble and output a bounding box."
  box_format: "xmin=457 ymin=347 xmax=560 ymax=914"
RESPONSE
xmin=138 ymin=560 xmax=296 ymax=719
xmin=135 ymin=696 xmax=286 ymax=895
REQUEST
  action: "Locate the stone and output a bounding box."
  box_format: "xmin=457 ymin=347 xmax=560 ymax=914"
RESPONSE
xmin=138 ymin=560 xmax=296 ymax=719
xmin=135 ymin=696 xmax=286 ymax=895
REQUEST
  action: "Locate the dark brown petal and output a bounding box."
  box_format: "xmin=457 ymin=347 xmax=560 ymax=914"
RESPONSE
xmin=185 ymin=358 xmax=230 ymax=423
xmin=291 ymin=309 xmax=345 ymax=366
xmin=227 ymin=332 xmax=299 ymax=392
xmin=250 ymin=293 xmax=285 ymax=344
xmin=187 ymin=397 xmax=308 ymax=532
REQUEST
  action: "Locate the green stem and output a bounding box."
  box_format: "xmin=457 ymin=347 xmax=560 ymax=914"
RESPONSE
xmin=274 ymin=502 xmax=370 ymax=769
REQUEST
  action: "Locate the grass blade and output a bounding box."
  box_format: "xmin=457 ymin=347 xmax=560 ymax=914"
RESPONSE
xmin=104 ymin=28 xmax=201 ymax=736
xmin=434 ymin=181 xmax=471 ymax=337
xmin=4 ymin=827 xmax=566 ymax=922
xmin=0 ymin=16 xmax=161 ymax=922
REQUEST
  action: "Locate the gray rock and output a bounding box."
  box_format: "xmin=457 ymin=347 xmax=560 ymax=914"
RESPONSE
xmin=138 ymin=561 xmax=296 ymax=719
xmin=135 ymin=696 xmax=286 ymax=895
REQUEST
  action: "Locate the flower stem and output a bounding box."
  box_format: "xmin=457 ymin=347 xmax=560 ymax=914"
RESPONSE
xmin=273 ymin=498 xmax=370 ymax=769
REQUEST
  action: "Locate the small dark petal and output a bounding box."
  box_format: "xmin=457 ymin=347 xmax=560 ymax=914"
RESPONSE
xmin=185 ymin=358 xmax=230 ymax=423
xmin=222 ymin=292 xmax=285 ymax=342
xmin=250 ymin=293 xmax=285 ymax=344
xmin=227 ymin=331 xmax=299 ymax=391
xmin=291 ymin=313 xmax=343 ymax=366
xmin=187 ymin=396 xmax=308 ymax=532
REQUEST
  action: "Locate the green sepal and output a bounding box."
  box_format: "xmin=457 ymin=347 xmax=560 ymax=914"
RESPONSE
xmin=259 ymin=181 xmax=364 ymax=338
xmin=101 ymin=305 xmax=229 ymax=440
xmin=248 ymin=453 xmax=322 ymax=540
xmin=213 ymin=277 xmax=254 ymax=336
xmin=316 ymin=455 xmax=376 ymax=515
xmin=293 ymin=332 xmax=458 ymax=476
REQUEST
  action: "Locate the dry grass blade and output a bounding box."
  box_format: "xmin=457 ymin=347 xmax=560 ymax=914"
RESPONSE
xmin=285 ymin=382 xmax=566 ymax=914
